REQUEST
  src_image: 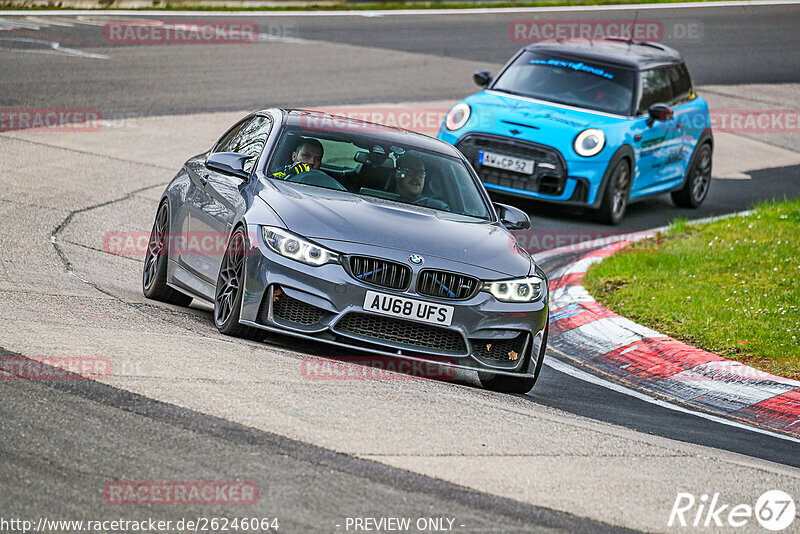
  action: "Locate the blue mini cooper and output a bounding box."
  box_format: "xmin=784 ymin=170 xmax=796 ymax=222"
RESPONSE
xmin=438 ymin=39 xmax=713 ymax=224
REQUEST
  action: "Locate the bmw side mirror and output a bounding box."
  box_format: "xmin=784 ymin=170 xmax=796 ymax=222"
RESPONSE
xmin=206 ymin=152 xmax=254 ymax=180
xmin=473 ymin=70 xmax=493 ymax=88
xmin=646 ymin=103 xmax=674 ymax=127
xmin=494 ymin=203 xmax=531 ymax=231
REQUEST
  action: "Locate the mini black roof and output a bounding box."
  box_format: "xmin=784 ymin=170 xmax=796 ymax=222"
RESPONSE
xmin=524 ymin=39 xmax=682 ymax=70
xmin=280 ymin=109 xmax=461 ymax=157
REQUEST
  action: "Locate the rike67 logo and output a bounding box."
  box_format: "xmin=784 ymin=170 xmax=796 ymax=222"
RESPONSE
xmin=669 ymin=490 xmax=796 ymax=531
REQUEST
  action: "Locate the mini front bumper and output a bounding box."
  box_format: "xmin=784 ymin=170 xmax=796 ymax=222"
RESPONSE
xmin=239 ymin=225 xmax=549 ymax=378
xmin=439 ymin=128 xmax=612 ymax=207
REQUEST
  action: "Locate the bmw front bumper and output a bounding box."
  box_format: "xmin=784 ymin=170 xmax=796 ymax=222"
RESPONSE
xmin=239 ymin=225 xmax=549 ymax=378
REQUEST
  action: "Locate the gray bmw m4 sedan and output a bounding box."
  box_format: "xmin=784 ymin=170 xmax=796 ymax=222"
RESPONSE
xmin=143 ymin=109 xmax=549 ymax=393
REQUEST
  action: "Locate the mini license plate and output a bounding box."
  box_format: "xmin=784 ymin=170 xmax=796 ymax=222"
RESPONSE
xmin=363 ymin=290 xmax=454 ymax=327
xmin=478 ymin=150 xmax=535 ymax=174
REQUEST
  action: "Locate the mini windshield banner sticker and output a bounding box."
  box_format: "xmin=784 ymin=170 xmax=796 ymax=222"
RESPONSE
xmin=530 ymin=59 xmax=615 ymax=79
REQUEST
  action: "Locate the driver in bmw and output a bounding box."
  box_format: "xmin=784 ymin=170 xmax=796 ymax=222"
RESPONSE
xmin=393 ymin=154 xmax=448 ymax=210
xmin=272 ymin=137 xmax=324 ymax=179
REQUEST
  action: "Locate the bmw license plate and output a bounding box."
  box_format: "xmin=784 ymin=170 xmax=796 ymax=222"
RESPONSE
xmin=478 ymin=150 xmax=535 ymax=174
xmin=363 ymin=290 xmax=454 ymax=327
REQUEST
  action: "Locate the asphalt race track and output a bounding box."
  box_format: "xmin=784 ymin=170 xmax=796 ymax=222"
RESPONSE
xmin=1 ymin=3 xmax=800 ymax=533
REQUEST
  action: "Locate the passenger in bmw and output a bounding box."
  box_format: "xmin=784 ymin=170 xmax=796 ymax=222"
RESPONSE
xmin=272 ymin=137 xmax=325 ymax=179
xmin=392 ymin=154 xmax=449 ymax=210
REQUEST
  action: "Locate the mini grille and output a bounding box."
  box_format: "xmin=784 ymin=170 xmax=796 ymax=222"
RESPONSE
xmin=416 ymin=270 xmax=480 ymax=300
xmin=272 ymin=291 xmax=327 ymax=325
xmin=348 ymin=256 xmax=411 ymax=290
xmin=335 ymin=312 xmax=466 ymax=353
xmin=456 ymin=133 xmax=567 ymax=196
xmin=471 ymin=333 xmax=528 ymax=369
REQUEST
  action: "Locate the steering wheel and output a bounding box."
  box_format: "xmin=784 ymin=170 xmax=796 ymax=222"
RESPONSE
xmin=287 ymin=169 xmax=347 ymax=191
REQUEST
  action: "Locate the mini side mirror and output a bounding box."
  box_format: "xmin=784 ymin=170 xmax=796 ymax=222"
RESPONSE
xmin=473 ymin=70 xmax=493 ymax=88
xmin=646 ymin=103 xmax=674 ymax=127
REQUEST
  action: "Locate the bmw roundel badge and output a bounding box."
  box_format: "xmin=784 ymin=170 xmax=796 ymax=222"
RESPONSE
xmin=408 ymin=254 xmax=424 ymax=265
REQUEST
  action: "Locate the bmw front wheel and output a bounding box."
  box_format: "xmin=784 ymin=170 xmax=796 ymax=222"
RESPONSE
xmin=214 ymin=228 xmax=263 ymax=341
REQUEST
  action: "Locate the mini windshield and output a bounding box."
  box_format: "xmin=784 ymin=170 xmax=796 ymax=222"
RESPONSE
xmin=265 ymin=126 xmax=491 ymax=219
xmin=492 ymin=52 xmax=636 ymax=115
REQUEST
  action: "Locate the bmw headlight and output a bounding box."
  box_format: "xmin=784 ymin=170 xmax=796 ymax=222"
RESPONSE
xmin=262 ymin=226 xmax=339 ymax=266
xmin=483 ymin=276 xmax=544 ymax=303
xmin=574 ymin=128 xmax=605 ymax=157
xmin=445 ymin=103 xmax=471 ymax=131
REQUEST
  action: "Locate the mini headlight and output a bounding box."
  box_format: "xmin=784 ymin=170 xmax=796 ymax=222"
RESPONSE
xmin=574 ymin=128 xmax=605 ymax=157
xmin=262 ymin=226 xmax=339 ymax=266
xmin=483 ymin=276 xmax=544 ymax=303
xmin=445 ymin=103 xmax=471 ymax=131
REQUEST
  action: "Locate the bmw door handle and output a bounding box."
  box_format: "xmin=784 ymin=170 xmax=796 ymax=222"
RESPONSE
xmin=200 ymin=173 xmax=209 ymax=186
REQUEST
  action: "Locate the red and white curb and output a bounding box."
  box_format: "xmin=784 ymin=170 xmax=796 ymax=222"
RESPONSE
xmin=546 ymin=238 xmax=800 ymax=438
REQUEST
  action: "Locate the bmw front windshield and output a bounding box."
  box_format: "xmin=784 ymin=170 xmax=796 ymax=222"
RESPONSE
xmin=492 ymin=52 xmax=636 ymax=115
xmin=265 ymin=126 xmax=491 ymax=220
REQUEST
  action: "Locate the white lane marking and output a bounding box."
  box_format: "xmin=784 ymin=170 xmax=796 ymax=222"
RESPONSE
xmin=4 ymin=0 xmax=800 ymax=16
xmin=550 ymin=283 xmax=594 ymax=309
xmin=0 ymin=19 xmax=41 ymax=30
xmin=25 ymin=16 xmax=75 ymax=27
xmin=0 ymin=36 xmax=109 ymax=59
xmin=75 ymin=15 xmax=125 ymax=26
xmin=544 ymin=356 xmax=800 ymax=444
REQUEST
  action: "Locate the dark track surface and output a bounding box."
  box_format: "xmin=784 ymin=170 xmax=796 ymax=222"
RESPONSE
xmin=270 ymin=5 xmax=800 ymax=84
xmin=0 ymin=348 xmax=633 ymax=534
xmin=1 ymin=4 xmax=800 ymax=117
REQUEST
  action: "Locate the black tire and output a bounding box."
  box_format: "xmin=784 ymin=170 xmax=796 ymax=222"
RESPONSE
xmin=672 ymin=143 xmax=712 ymax=208
xmin=142 ymin=201 xmax=193 ymax=306
xmin=214 ymin=228 xmax=263 ymax=341
xmin=595 ymin=159 xmax=631 ymax=225
xmin=479 ymin=323 xmax=548 ymax=394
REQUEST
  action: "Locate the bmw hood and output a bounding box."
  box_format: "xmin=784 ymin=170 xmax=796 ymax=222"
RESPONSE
xmin=257 ymin=180 xmax=532 ymax=277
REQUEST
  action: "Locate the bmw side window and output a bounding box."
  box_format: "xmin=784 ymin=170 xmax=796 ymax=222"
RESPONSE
xmin=638 ymin=68 xmax=674 ymax=115
xmin=234 ymin=116 xmax=273 ymax=173
xmin=214 ymin=116 xmax=272 ymax=173
xmin=213 ymin=118 xmax=252 ymax=154
xmin=668 ymin=63 xmax=694 ymax=106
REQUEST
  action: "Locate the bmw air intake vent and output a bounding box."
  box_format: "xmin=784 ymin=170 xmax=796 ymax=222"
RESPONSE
xmin=417 ymin=270 xmax=480 ymax=300
xmin=348 ymin=256 xmax=411 ymax=291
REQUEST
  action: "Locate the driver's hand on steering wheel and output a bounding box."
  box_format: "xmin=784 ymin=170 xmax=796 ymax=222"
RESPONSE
xmin=273 ymin=161 xmax=312 ymax=180
xmin=288 ymin=162 xmax=312 ymax=176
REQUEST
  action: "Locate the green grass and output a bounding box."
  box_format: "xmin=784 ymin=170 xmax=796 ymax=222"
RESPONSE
xmin=0 ymin=0 xmax=734 ymax=11
xmin=583 ymin=198 xmax=800 ymax=380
